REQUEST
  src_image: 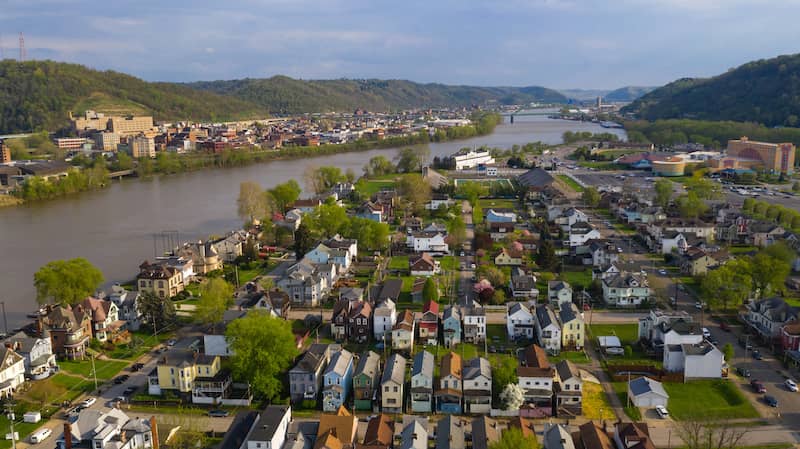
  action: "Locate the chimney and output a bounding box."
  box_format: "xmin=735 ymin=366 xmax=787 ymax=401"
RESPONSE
xmin=150 ymin=416 xmax=159 ymax=449
xmin=64 ymin=423 xmax=72 ymax=449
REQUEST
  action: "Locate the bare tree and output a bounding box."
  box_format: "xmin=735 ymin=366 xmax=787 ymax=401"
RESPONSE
xmin=674 ymin=419 xmax=747 ymax=449
xmin=237 ymin=181 xmax=266 ymax=224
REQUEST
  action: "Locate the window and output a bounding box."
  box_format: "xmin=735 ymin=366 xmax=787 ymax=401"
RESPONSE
xmin=393 ymin=386 xmax=398 ymax=392
xmin=385 ymin=386 xmax=390 ymax=392
xmin=564 ymin=384 xmax=569 ymax=390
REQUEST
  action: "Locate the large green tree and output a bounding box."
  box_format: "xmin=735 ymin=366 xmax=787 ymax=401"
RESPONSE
xmin=226 ymin=311 xmax=298 ymax=400
xmin=363 ymin=155 xmax=395 ymax=177
xmin=343 ymin=217 xmax=390 ymax=251
xmin=34 ymin=258 xmax=104 ymax=305
xmin=750 ymin=250 xmax=791 ymax=295
xmin=394 ymin=147 xmax=430 ymax=173
xmin=581 ymin=186 xmax=600 ymax=207
xmin=195 ymin=278 xmax=235 ymax=331
xmin=422 ymin=278 xmax=439 ymax=303
xmin=293 ymin=222 xmax=314 ymax=259
xmin=654 ymin=179 xmax=673 ymax=208
xmin=237 ymin=181 xmax=268 ymax=224
xmin=307 ymin=201 xmax=348 ymax=238
xmin=138 ymin=290 xmax=177 ymax=332
xmin=446 ymin=215 xmax=467 ymax=248
xmin=676 ymin=192 xmax=708 ymax=219
xmin=700 ymin=259 xmax=752 ymax=310
xmin=304 ymin=166 xmax=345 ymax=194
xmin=397 ymin=174 xmax=432 ymax=214
xmin=269 ymin=180 xmax=302 ymax=213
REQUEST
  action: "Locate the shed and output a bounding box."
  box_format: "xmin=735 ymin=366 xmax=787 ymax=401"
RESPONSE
xmin=628 ymin=376 xmax=669 ymax=408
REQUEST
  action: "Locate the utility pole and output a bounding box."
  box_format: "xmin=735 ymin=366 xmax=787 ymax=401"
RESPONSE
xmin=90 ymin=353 xmax=98 ymax=391
xmin=4 ymin=401 xmax=16 ymax=449
xmin=0 ymin=302 xmax=8 ymax=336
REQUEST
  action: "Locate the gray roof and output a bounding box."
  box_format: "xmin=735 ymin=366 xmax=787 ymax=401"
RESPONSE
xmin=682 ymin=342 xmax=718 ymax=356
xmin=629 ymin=376 xmax=669 ymax=398
xmin=435 ymin=415 xmax=465 ymax=449
xmin=443 ymin=305 xmax=461 ymax=321
xmin=411 ymin=350 xmax=434 ymax=378
xmin=247 ymin=406 xmax=290 ymax=442
xmin=324 ymin=349 xmax=353 ymax=377
xmin=536 ymin=305 xmax=556 ymax=328
xmin=508 ymin=302 xmax=530 ymax=316
xmin=463 ymin=357 xmax=491 ymax=382
xmin=518 ymin=168 xmax=555 ymax=188
xmin=382 ymin=353 xmax=406 ymax=385
xmin=291 ymin=343 xmax=328 ymax=374
xmin=558 ymin=303 xmax=578 ymax=324
xmin=354 ymin=351 xmax=381 ymax=379
xmin=470 ymin=416 xmax=500 ymax=449
xmin=378 ymin=279 xmax=403 ymax=301
xmin=399 ymin=420 xmax=427 ymax=449
xmin=543 ymin=424 xmax=576 ymax=449
xmin=555 ymin=360 xmax=580 ymax=382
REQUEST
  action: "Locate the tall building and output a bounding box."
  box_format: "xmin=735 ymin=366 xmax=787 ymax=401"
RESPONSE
xmin=727 ymin=137 xmax=796 ymax=174
xmin=93 ymin=131 xmax=121 ymax=151
xmin=0 ymin=140 xmax=11 ymax=164
xmin=130 ymin=134 xmax=156 ymax=159
xmin=109 ymin=116 xmax=154 ymax=136
xmin=54 ymin=137 xmax=87 ymax=150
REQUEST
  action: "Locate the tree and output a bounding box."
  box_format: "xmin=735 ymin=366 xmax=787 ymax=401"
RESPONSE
xmin=723 ymin=343 xmax=734 ymax=363
xmin=195 ymin=278 xmax=234 ymax=331
xmin=458 ymin=182 xmax=489 ymax=207
xmin=654 ymin=179 xmax=673 ymax=208
xmin=242 ymin=238 xmax=258 ymax=262
xmin=237 ymin=181 xmax=267 ymax=224
xmin=446 ymin=215 xmax=467 ymax=248
xmin=685 ymin=177 xmax=722 ymax=200
xmin=478 ymin=265 xmax=507 ymax=288
xmin=307 ymin=202 xmax=348 ymax=238
xmin=343 ymin=217 xmax=390 ymax=251
xmin=536 ymin=239 xmax=559 ymax=271
xmin=422 ymin=278 xmax=439 ymax=303
xmin=499 ymin=383 xmax=525 ymax=411
xmin=397 ymin=174 xmax=431 ymax=214
xmin=491 ymin=288 xmax=507 ymax=305
xmin=742 ymin=197 xmax=755 ymax=214
xmin=137 ymin=290 xmax=177 ymax=331
xmin=701 ymin=259 xmax=752 ymax=310
xmin=269 ymin=180 xmax=302 ymax=213
xmin=293 ymin=222 xmax=314 ymax=259
xmin=676 ymin=192 xmax=708 ymax=219
xmin=304 ymin=166 xmax=345 ymax=194
xmin=226 ymin=311 xmax=298 ymax=400
xmin=581 ymin=186 xmax=600 ymax=207
xmin=395 ymin=147 xmax=429 ymax=173
xmin=750 ymin=250 xmax=790 ymax=295
xmin=674 ymin=418 xmax=746 ymax=449
xmin=364 ymin=155 xmax=395 ymax=177
xmin=34 ymin=258 xmax=104 ymax=305
xmin=493 ymin=356 xmax=518 ymax=396
xmin=490 ymin=427 xmax=539 ymax=449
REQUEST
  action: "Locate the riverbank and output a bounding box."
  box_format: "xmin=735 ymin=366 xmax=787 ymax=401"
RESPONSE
xmin=0 ymin=195 xmax=22 ymax=207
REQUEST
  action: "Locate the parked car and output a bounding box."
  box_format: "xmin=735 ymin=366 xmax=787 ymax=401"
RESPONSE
xmin=123 ymin=386 xmax=137 ymax=396
xmin=785 ymin=379 xmax=798 ymax=392
xmin=81 ymin=397 xmax=96 ymax=408
xmin=702 ymin=328 xmax=711 ymax=338
xmin=764 ymin=395 xmax=779 ymax=407
xmin=694 ymin=301 xmax=703 ymax=310
xmin=736 ymin=367 xmax=750 ymax=378
xmin=751 ymin=380 xmax=766 ymax=393
xmin=752 ymin=350 xmax=763 ymax=360
xmin=655 ymin=405 xmax=669 ymax=419
xmin=208 ymin=409 xmax=230 ymax=417
xmin=658 ymin=269 xmax=667 ymax=275
xmin=166 ymin=339 xmax=177 ymax=347
xmin=605 ymin=347 xmax=625 ymax=356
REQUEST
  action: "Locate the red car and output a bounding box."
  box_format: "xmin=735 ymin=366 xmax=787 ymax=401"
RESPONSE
xmin=750 ymin=380 xmax=766 ymax=394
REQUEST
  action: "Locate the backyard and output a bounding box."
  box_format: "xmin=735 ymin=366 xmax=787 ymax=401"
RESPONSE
xmin=59 ymin=358 xmax=129 ymax=381
xmin=662 ymin=380 xmax=758 ymax=420
xmin=582 ymin=382 xmax=616 ymax=420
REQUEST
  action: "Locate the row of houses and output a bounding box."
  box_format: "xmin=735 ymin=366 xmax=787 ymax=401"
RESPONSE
xmin=506 ymin=301 xmax=585 ymax=354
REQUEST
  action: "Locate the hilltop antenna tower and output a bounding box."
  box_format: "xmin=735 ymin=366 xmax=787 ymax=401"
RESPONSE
xmin=18 ymin=32 xmax=25 ymax=61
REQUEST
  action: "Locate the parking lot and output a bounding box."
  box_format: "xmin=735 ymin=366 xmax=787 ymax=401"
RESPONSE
xmin=573 ymin=171 xmax=652 ymax=190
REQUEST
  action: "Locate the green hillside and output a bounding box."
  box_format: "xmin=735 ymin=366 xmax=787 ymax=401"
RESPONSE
xmin=0 ymin=60 xmax=267 ymax=134
xmin=603 ymin=86 xmax=656 ymax=102
xmin=623 ymin=53 xmax=800 ymax=127
xmin=187 ymin=76 xmax=568 ymax=114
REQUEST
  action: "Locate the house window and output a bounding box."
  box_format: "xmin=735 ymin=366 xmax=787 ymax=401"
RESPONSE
xmin=393 ymin=386 xmax=398 ymax=392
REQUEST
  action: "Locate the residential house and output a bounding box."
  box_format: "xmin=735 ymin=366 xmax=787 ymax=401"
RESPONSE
xmin=426 ymin=193 xmax=454 ymax=210
xmin=659 ymin=231 xmax=689 ymax=255
xmin=494 ymin=247 xmax=523 ymax=266
xmin=750 ymin=223 xmax=786 ymax=247
xmin=744 ymin=297 xmax=799 ymax=344
xmin=588 ymin=240 xmax=620 ymax=267
xmin=317 ymin=406 xmax=358 ymax=449
xmin=637 ymin=309 xmax=694 ymax=345
xmin=602 ymin=272 xmax=650 ymax=307
xmin=353 ymin=351 xmax=381 ymax=411
xmin=106 ymin=285 xmax=142 ymax=330
xmin=391 ymin=310 xmax=415 ymax=352
xmin=571 ymin=422 xmax=615 ymax=449
xmin=323 ymin=349 xmax=354 ymax=412
xmin=358 ymin=414 xmax=394 ymax=449
xmin=592 ymin=263 xmax=620 ymax=281
xmin=333 ymin=182 xmax=355 ymax=199
xmin=374 ymin=299 xmax=397 ymax=341
xmin=409 ymin=253 xmax=440 ymax=276
xmin=407 ymin=232 xmax=449 ymax=253
xmin=510 ymin=268 xmax=538 ymax=299
xmin=628 ymin=376 xmax=669 ymax=407
xmin=463 ymin=357 xmax=492 ymax=414
xmin=663 ymin=342 xmax=724 ymax=379
xmin=542 ymin=424 xmax=576 ymax=449
xmin=442 ymin=305 xmax=462 ymax=348
xmin=293 ymin=198 xmax=323 ymax=214
xmin=0 ymin=347 xmax=25 ymax=398
xmin=679 ymin=248 xmax=719 ymax=276
xmin=517 ymin=168 xmax=555 ymax=199
xmin=435 ymin=415 xmax=466 ymax=449
xmin=242 ymin=289 xmax=290 ymax=318
xmin=486 ymin=209 xmax=517 ymax=223
xmin=559 ymin=303 xmax=585 ymax=350
xmin=462 ymin=301 xmax=487 ymax=343
xmin=471 ymin=417 xmax=501 ymax=449
xmin=77 ymin=297 xmax=126 ymax=343
xmin=61 ymin=409 xmax=155 ymax=449
xmin=398 ymin=420 xmax=427 ymax=449
xmin=554 ymin=207 xmax=588 ymax=232
xmin=5 ymin=331 xmax=57 ymax=380
xmin=554 ymin=360 xmax=582 ymax=416
xmin=306 ymin=239 xmax=357 ymax=272
xmin=177 ymin=240 xmax=223 ymax=274
xmin=150 ymin=347 xmax=245 ymax=406
xmin=535 ymin=305 xmax=562 ymax=354
xmin=276 ymin=260 xmax=330 ymax=307
xmin=211 ymin=231 xmax=248 ymax=263
xmin=418 ymin=301 xmax=439 ymax=345
xmin=509 ymin=416 xmax=537 ymax=439
xmin=612 ymin=423 xmax=657 ymax=449
xmin=436 ymin=352 xmax=463 ymax=414
xmin=781 ymin=322 xmax=800 ymax=352
xmin=489 ymin=222 xmax=514 ymax=242
xmin=288 ymin=343 xmax=331 ymax=403
xmin=547 ymin=281 xmax=573 ymax=308
xmin=411 ymin=278 xmax=426 ymax=303
xmin=331 ymin=299 xmax=372 ymax=343
xmin=410 ymin=350 xmax=434 ymax=413
xmin=517 ymin=345 xmax=555 ymax=412
xmin=37 ymin=304 xmax=92 ymax=360
xmin=507 ymin=302 xmax=535 ymax=340
xmin=381 ymin=354 xmax=406 ymax=413
xmin=567 ymin=222 xmax=601 ymax=247
xmin=137 ymin=260 xmax=185 ymax=299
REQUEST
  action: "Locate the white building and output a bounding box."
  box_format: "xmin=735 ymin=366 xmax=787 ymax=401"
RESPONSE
xmin=602 ymin=272 xmax=650 ymax=307
xmin=535 ymin=305 xmax=562 ymax=354
xmin=454 ymin=149 xmax=495 ymax=170
xmin=628 ymin=376 xmax=669 ymax=408
xmin=406 ymin=232 xmax=449 ymax=253
xmin=663 ymin=342 xmax=724 ymax=379
xmin=373 ymin=299 xmax=397 ymax=340
xmin=507 ymin=302 xmax=535 ymax=339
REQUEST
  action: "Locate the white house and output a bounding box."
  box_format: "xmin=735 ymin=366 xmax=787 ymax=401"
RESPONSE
xmin=304 ymin=243 xmax=352 ymax=271
xmin=602 ymin=272 xmax=650 ymax=307
xmin=547 ymin=281 xmax=573 ymax=307
xmin=660 ymin=231 xmax=689 ymax=255
xmin=517 ymin=345 xmax=555 ymax=407
xmin=567 ymin=223 xmax=602 ymax=247
xmin=535 ymin=305 xmax=562 ymax=354
xmin=243 ymin=406 xmax=292 ymax=449
xmin=554 ymin=208 xmax=588 ymax=232
xmin=462 ymin=302 xmax=487 ymax=343
xmin=745 ymin=297 xmax=798 ymax=341
xmin=373 ymin=299 xmax=397 ymax=340
xmin=664 ymin=342 xmax=724 ymax=379
xmin=0 ymin=347 xmax=25 ymax=398
xmin=406 ymin=232 xmax=449 ymax=253
xmin=628 ymin=376 xmax=669 ymax=408
xmin=486 ymin=209 xmax=517 ymax=223
xmin=426 ymin=194 xmax=454 ymax=210
xmin=507 ymin=302 xmax=535 ymax=339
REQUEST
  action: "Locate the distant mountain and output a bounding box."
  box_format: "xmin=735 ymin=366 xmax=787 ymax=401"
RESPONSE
xmin=558 ymin=89 xmax=610 ymax=102
xmin=187 ymin=76 xmax=568 ymax=114
xmin=0 ymin=60 xmax=267 ymax=134
xmin=603 ymin=86 xmax=657 ymax=102
xmin=623 ymin=53 xmax=800 ymax=127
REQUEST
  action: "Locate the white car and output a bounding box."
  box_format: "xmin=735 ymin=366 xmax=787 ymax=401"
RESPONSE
xmin=786 ymin=379 xmax=798 ymax=392
xmin=695 ymin=301 xmax=703 ymax=310
xmin=655 ymin=405 xmax=669 ymax=419
xmin=702 ymin=327 xmax=711 ymax=338
xmin=81 ymin=397 xmax=97 ymax=408
xmin=658 ymin=269 xmax=667 ymax=275
xmin=605 ymin=347 xmax=625 ymax=356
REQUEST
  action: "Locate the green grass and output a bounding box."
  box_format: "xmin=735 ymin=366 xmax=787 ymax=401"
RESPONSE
xmin=611 ymin=382 xmax=642 ymax=420
xmin=728 ymin=245 xmax=758 ymax=255
xmin=106 ymin=331 xmax=172 ymax=360
xmin=477 ymin=199 xmax=518 ymax=209
xmin=588 ymin=324 xmax=639 ymax=343
xmin=0 ymin=416 xmax=44 ymax=449
xmin=439 ymin=255 xmax=458 ymax=271
xmin=388 ymin=256 xmax=410 ymax=270
xmin=59 ymin=359 xmax=129 ymax=381
xmin=355 ymin=178 xmax=398 ymax=196
xmin=577 ymin=161 xmax=625 ymax=170
xmin=560 ymin=268 xmax=593 ymax=289
xmin=663 ymin=380 xmax=758 ymax=421
xmin=21 ymin=373 xmax=94 ymax=405
xmin=557 ymin=174 xmax=585 ymax=192
xmin=550 ymin=351 xmax=590 ymax=364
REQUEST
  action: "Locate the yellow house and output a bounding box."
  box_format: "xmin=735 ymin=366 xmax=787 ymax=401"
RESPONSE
xmin=558 ymin=303 xmax=585 ymax=350
xmin=494 ymin=248 xmax=523 ymax=266
xmin=137 ymin=261 xmax=185 ymax=299
xmin=154 ymin=349 xmax=221 ymax=393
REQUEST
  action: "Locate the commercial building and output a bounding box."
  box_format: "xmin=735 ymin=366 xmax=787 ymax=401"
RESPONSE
xmin=130 ymin=134 xmax=156 ymax=159
xmin=93 ymin=132 xmax=121 ymax=151
xmin=719 ymin=137 xmax=796 ymax=174
xmin=110 ymin=116 xmax=154 ymax=136
xmin=453 ymin=149 xmax=495 ymax=170
xmin=651 ymin=157 xmax=686 ymax=177
xmin=54 ymin=137 xmax=87 ymax=150
xmin=0 ymin=140 xmax=10 ymax=163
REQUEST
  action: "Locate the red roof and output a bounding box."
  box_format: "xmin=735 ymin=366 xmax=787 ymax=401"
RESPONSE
xmin=423 ymin=300 xmax=439 ymax=315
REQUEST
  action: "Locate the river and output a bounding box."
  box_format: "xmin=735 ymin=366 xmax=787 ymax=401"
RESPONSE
xmin=0 ymin=112 xmax=624 ymax=328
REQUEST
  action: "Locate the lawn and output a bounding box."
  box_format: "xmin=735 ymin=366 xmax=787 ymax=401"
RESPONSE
xmin=355 ymin=177 xmax=398 ymax=196
xmin=588 ymin=324 xmax=639 ymax=343
xmin=557 ymin=174 xmax=585 ymax=192
xmin=0 ymin=416 xmax=42 ymax=449
xmin=438 ymin=255 xmax=458 ymax=271
xmin=663 ymin=380 xmax=758 ymax=421
xmin=106 ymin=331 xmax=173 ymax=360
xmin=560 ymin=268 xmax=593 ymax=289
xmin=388 ymin=255 xmax=410 ymax=270
xmin=550 ymin=351 xmax=590 ymax=364
xmin=611 ymin=382 xmax=641 ymax=421
xmin=59 ymin=359 xmax=129 ymax=381
xmin=477 ymin=199 xmax=518 ymax=210
xmin=21 ymin=373 xmax=94 ymax=405
xmin=582 ymin=382 xmax=616 ymax=420
xmin=577 ymin=161 xmax=625 ymax=170
xmin=728 ymin=245 xmax=758 ymax=255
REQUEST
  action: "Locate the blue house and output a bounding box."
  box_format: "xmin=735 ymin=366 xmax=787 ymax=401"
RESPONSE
xmin=436 ymin=352 xmax=463 ymax=414
xmin=442 ymin=306 xmax=462 ymax=348
xmin=357 ymin=201 xmax=383 ymax=223
xmin=322 ymin=349 xmax=354 ymax=412
xmin=410 ymin=350 xmax=434 ymax=413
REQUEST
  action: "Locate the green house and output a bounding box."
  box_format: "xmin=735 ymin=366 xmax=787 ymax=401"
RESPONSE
xmin=353 ymin=351 xmax=381 ymax=411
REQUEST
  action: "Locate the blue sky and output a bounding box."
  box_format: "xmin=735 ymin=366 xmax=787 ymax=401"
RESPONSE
xmin=2 ymin=0 xmax=799 ymax=88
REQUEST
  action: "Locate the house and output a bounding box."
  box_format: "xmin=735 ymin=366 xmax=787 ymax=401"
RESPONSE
xmin=410 ymin=278 xmax=426 ymax=303
xmin=750 ymin=223 xmax=786 ymax=247
xmin=602 ymin=272 xmax=650 ymax=307
xmin=211 ymin=231 xmax=248 ymax=263
xmin=664 ymin=342 xmax=724 ymax=379
xmin=679 ymin=248 xmax=719 ymax=276
xmin=463 ymin=357 xmax=492 ymax=414
xmin=305 ymin=243 xmax=353 ymax=272
xmin=588 ymin=240 xmax=620 ymax=267
xmin=331 ymin=299 xmax=372 ymax=343
xmin=177 ymin=240 xmax=223 ymax=274
xmin=547 ymin=281 xmax=573 ymax=307
xmin=398 ymin=420 xmax=427 ymax=449
xmin=781 ymin=322 xmax=800 ymax=352
xmin=333 ymin=182 xmax=355 ymax=199
xmin=358 ymin=414 xmax=394 ymax=449
xmin=220 ymin=405 xmax=291 ymax=449
xmin=660 ymin=231 xmax=689 ymax=255
xmin=61 ymin=409 xmax=155 ymax=449
xmin=518 ymin=168 xmax=555 ymax=198
xmin=612 ymin=423 xmax=657 ymax=449
xmin=542 ymin=424 xmax=576 ymax=449
xmin=137 ymin=260 xmax=185 ymax=299
xmin=5 ymin=331 xmax=57 ymax=380
xmin=436 ymin=352 xmax=463 ymax=414
xmin=517 ymin=345 xmax=555 ymax=412
xmin=435 ymin=415 xmax=466 ymax=449
xmin=373 ymin=299 xmax=397 ymax=341
xmin=628 ymin=376 xmax=669 ymax=407
xmin=510 ymin=267 xmax=538 ymax=298
xmin=554 ymin=207 xmax=588 ymax=232
xmin=288 ymin=343 xmax=331 ymax=403
xmin=353 ymin=351 xmax=381 ymax=411
xmin=535 ymin=305 xmax=562 ymax=354
xmin=276 ymin=260 xmax=331 ymax=307
xmin=486 ymin=209 xmax=517 ymax=223
xmin=150 ymin=347 xmax=245 ymax=405
xmin=409 ymin=253 xmax=440 ymax=276
xmin=410 ymin=350 xmax=434 ymax=413
xmin=392 ymin=310 xmax=415 ymax=351
xmin=637 ymin=309 xmax=694 ymax=345
xmin=509 ymin=416 xmax=537 ymax=439
xmin=494 ymin=247 xmax=523 ymax=266
xmin=322 ymin=349 xmax=354 ymax=412
xmin=357 ymin=201 xmax=383 ymax=222
xmin=559 ymin=303 xmax=585 ymax=350
xmin=567 ymin=222 xmax=601 ymax=247
xmin=0 ymin=347 xmax=25 ymax=398
xmin=571 ymin=422 xmax=615 ymax=449
xmin=317 ymin=406 xmax=358 ymax=449
xmin=106 ymin=285 xmax=142 ymax=330
xmin=554 ymin=360 xmax=582 ymax=416
xmin=442 ymin=305 xmax=462 ymax=347
xmin=293 ymin=198 xmax=323 ymax=214
xmin=471 ymin=417 xmax=501 ymax=449
xmin=489 ymin=222 xmax=514 ymax=242
xmin=462 ymin=302 xmax=487 ymax=343
xmin=242 ymin=289 xmax=290 ymax=318
xmin=592 ymin=263 xmax=620 ymax=281
xmin=37 ymin=304 xmax=92 ymax=360
xmin=507 ymin=302 xmax=535 ymax=339
xmin=426 ymin=193 xmax=454 ymax=210
xmin=381 ymin=354 xmax=406 ymax=413
xmin=77 ymin=297 xmax=126 ymax=343
xmin=407 ymin=232 xmax=449 ymax=253
xmin=418 ymin=301 xmax=439 ymax=345
xmin=744 ymin=297 xmax=799 ymax=343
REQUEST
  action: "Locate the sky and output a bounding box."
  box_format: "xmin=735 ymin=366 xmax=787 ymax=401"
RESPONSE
xmin=2 ymin=0 xmax=800 ymax=89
